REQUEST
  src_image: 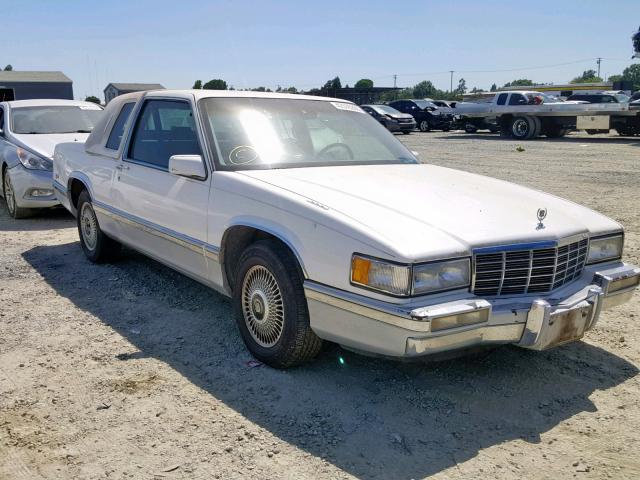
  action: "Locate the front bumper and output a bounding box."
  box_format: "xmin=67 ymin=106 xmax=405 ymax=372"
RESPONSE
xmin=7 ymin=164 xmax=59 ymax=209
xmin=304 ymin=262 xmax=639 ymax=358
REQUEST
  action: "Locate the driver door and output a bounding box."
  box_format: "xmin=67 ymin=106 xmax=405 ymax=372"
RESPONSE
xmin=110 ymin=98 xmax=211 ymax=281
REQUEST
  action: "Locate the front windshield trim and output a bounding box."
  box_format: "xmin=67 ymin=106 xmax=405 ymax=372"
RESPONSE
xmin=197 ymin=97 xmax=418 ymax=172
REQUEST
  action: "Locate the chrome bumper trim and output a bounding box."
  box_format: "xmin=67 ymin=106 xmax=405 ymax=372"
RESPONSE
xmin=305 ymin=262 xmax=639 ymax=356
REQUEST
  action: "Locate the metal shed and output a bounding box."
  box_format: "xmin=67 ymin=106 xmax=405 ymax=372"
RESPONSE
xmin=103 ymin=83 xmax=165 ymax=104
xmin=0 ymin=71 xmax=73 ymax=101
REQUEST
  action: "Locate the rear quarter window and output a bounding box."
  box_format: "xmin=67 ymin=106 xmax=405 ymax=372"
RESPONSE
xmin=106 ymin=102 xmax=135 ymax=150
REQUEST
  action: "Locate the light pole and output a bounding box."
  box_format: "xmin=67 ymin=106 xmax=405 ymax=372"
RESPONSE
xmin=449 ymin=70 xmax=454 ymax=92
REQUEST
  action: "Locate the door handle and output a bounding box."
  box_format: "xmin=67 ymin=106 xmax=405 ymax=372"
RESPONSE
xmin=115 ymin=164 xmax=130 ymax=171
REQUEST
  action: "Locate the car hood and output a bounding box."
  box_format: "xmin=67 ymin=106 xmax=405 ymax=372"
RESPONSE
xmin=11 ymin=133 xmax=90 ymax=159
xmin=240 ymin=164 xmax=621 ymax=261
xmin=391 ymin=113 xmax=415 ymax=120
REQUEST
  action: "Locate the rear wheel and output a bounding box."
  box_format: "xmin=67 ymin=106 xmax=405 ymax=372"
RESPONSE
xmin=233 ymin=240 xmax=322 ymax=368
xmin=464 ymin=123 xmax=478 ymax=134
xmin=77 ymin=190 xmax=121 ymax=263
xmin=418 ymin=120 xmax=431 ymax=132
xmin=2 ymin=168 xmax=31 ymax=219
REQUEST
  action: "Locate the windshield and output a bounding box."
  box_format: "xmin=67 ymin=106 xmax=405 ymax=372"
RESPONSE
xmin=412 ymin=100 xmax=435 ymax=110
xmin=199 ymin=97 xmax=418 ymax=171
xmin=11 ymin=105 xmax=103 ymax=134
xmin=370 ymin=105 xmax=401 ymax=115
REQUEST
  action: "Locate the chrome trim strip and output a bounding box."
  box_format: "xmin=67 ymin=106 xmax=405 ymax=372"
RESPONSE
xmin=53 ymin=180 xmax=67 ymax=194
xmin=92 ymin=201 xmax=219 ymax=261
xmin=303 ymin=281 xmax=432 ymax=331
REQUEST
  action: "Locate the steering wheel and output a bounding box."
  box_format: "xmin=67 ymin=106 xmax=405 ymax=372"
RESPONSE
xmin=316 ymin=142 xmax=354 ymax=161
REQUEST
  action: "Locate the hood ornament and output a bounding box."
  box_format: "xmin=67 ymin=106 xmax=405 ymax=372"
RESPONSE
xmin=536 ymin=208 xmax=547 ymax=230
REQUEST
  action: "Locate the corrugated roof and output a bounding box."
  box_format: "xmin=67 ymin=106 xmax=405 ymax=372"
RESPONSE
xmin=105 ymin=83 xmax=165 ymax=92
xmin=0 ymin=71 xmax=72 ymax=83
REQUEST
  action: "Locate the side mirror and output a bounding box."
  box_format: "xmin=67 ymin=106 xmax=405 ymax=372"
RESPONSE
xmin=168 ymin=154 xmax=206 ymax=180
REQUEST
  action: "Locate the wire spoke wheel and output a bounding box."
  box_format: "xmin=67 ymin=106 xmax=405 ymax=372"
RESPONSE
xmin=80 ymin=202 xmax=98 ymax=251
xmin=4 ymin=172 xmax=15 ymax=215
xmin=241 ymin=265 xmax=285 ymax=348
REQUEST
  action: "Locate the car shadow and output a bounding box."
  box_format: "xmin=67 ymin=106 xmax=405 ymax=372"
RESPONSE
xmin=23 ymin=242 xmax=639 ymax=480
xmin=0 ymin=200 xmax=74 ymax=231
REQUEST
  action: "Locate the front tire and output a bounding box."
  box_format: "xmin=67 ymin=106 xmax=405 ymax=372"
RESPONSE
xmin=510 ymin=116 xmax=538 ymax=140
xmin=418 ymin=120 xmax=431 ymax=132
xmin=77 ymin=190 xmax=121 ymax=263
xmin=3 ymin=168 xmax=32 ymax=219
xmin=233 ymin=240 xmax=322 ymax=368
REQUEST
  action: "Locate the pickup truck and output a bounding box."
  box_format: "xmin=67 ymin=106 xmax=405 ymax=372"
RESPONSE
xmin=54 ymin=89 xmax=640 ymax=368
xmin=454 ymin=90 xmax=640 ymax=139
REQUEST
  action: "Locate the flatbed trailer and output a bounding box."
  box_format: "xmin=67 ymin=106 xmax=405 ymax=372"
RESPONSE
xmin=453 ymin=91 xmax=640 ymax=138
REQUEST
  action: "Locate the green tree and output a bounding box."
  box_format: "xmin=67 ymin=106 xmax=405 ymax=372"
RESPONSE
xmin=203 ymin=79 xmax=228 ymax=90
xmin=4 ymin=64 xmax=13 ymax=71
xmin=503 ymin=79 xmax=534 ymax=88
xmin=607 ymin=74 xmax=623 ymax=83
xmin=192 ymin=80 xmax=202 ymax=89
xmin=413 ymin=80 xmax=437 ymax=98
xmin=620 ymin=64 xmax=640 ymax=89
xmin=354 ymin=78 xmax=374 ymax=88
xmin=84 ymin=95 xmax=101 ymax=104
xmin=490 ymin=83 xmax=497 ymax=92
xmin=570 ymin=69 xmax=602 ymax=84
xmin=456 ymin=78 xmax=467 ymax=94
xmin=251 ymin=86 xmax=272 ymax=92
xmin=470 ymin=87 xmax=484 ymax=93
xmin=322 ymin=76 xmax=342 ymax=91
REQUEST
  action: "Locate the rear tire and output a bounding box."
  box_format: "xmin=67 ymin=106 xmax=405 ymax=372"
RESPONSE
xmin=544 ymin=125 xmax=569 ymax=138
xmin=2 ymin=168 xmax=32 ymax=219
xmin=233 ymin=240 xmax=322 ymax=368
xmin=464 ymin=123 xmax=478 ymax=134
xmin=77 ymin=190 xmax=121 ymax=263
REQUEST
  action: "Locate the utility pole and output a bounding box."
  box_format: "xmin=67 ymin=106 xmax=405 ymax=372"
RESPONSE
xmin=596 ymin=57 xmax=602 ymax=78
xmin=393 ymin=74 xmax=397 ymax=100
xmin=449 ymin=70 xmax=454 ymax=92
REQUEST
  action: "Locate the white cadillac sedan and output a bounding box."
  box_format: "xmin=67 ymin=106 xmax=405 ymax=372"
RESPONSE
xmin=53 ymin=90 xmax=639 ymax=368
xmin=0 ymin=99 xmax=103 ymax=218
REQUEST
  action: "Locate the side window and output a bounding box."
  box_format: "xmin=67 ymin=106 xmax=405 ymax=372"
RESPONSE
xmin=508 ymin=94 xmax=527 ymax=105
xmin=496 ymin=93 xmax=508 ymax=105
xmin=0 ymin=108 xmax=4 ymax=132
xmin=128 ymin=100 xmax=201 ymax=170
xmin=105 ymin=102 xmax=135 ymax=150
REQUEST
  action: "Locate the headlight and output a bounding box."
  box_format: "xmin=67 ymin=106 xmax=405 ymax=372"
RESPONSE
xmin=587 ymin=234 xmax=623 ymax=264
xmin=351 ymin=255 xmax=470 ymax=296
xmin=351 ymin=255 xmax=411 ymax=296
xmin=17 ymin=147 xmax=52 ymax=171
xmin=412 ymin=258 xmax=471 ymax=295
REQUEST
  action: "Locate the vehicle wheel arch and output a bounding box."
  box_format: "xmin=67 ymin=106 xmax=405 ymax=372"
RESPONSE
xmin=67 ymin=173 xmax=94 ymax=214
xmin=220 ymin=224 xmax=307 ymax=295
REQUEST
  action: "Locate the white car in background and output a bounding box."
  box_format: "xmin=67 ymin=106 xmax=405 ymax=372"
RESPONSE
xmin=0 ymin=99 xmax=103 ymax=218
xmin=53 ymin=90 xmax=639 ymax=368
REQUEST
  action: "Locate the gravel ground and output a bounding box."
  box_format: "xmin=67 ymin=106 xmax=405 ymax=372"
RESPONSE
xmin=1 ymin=131 xmax=639 ymax=480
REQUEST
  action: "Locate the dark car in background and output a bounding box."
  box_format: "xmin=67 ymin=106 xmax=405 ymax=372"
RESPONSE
xmin=361 ymin=104 xmax=416 ymax=134
xmin=388 ymin=99 xmax=453 ymax=132
xmin=566 ymin=93 xmax=629 ymax=103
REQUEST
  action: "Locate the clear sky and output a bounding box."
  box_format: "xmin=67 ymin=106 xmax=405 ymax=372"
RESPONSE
xmin=3 ymin=0 xmax=639 ymax=100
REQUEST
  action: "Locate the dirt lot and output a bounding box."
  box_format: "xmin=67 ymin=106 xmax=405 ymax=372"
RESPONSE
xmin=1 ymin=131 xmax=639 ymax=480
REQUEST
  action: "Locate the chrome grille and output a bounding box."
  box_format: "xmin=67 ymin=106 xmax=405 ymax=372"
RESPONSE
xmin=473 ymin=238 xmax=589 ymax=296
